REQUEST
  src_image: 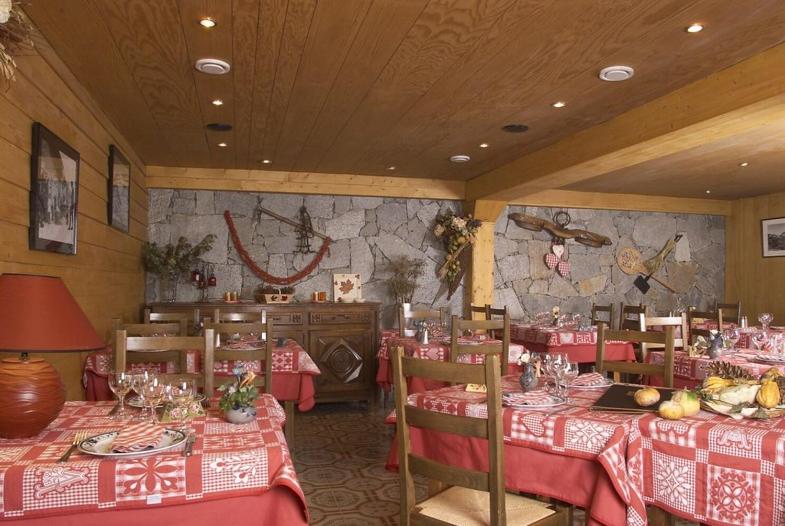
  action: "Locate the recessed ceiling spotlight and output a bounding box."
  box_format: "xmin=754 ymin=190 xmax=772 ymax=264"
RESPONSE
xmin=199 ymin=17 xmax=216 ymax=29
xmin=599 ymin=65 xmax=635 ymax=82
xmin=211 ymin=98 xmax=224 ymax=106
xmin=705 ymin=190 xmax=711 ymax=194
xmin=739 ymin=161 xmax=749 ymax=167
xmin=206 ymin=123 xmax=232 ymax=131
xmin=479 ymin=143 xmax=489 ymax=148
xmin=552 ymin=101 xmax=566 ymax=108
xmin=386 ymin=165 xmax=396 ymax=171
xmin=195 ymin=58 xmax=231 ymax=75
xmin=686 ymin=23 xmax=703 ymax=33
xmin=501 ymin=124 xmax=529 ymax=133
xmin=449 ymin=154 xmax=471 ymax=163
xmin=217 ymin=142 xmax=228 ymax=148
xmin=262 ymin=159 xmax=272 ymax=164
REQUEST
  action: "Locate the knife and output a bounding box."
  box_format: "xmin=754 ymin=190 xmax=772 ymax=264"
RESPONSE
xmin=183 ymin=433 xmax=196 ymax=457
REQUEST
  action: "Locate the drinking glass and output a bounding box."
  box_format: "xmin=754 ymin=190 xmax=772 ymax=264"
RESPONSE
xmin=130 ymin=371 xmax=151 ymax=421
xmin=107 ymin=371 xmax=132 ymax=420
xmin=752 ymin=331 xmax=769 ymax=351
xmin=166 ymin=380 xmax=195 ymax=432
xmin=561 ymin=361 xmax=579 ymax=397
xmin=141 ymin=377 xmax=166 ymax=424
xmin=722 ymin=328 xmax=741 ymax=352
xmin=759 ymin=313 xmax=774 ymax=331
xmin=769 ymin=334 xmax=784 ymax=355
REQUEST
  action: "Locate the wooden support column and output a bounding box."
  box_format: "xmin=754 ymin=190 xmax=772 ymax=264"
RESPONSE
xmin=464 ymin=200 xmax=507 ymax=318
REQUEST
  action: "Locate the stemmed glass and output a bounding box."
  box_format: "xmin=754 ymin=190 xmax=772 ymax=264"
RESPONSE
xmin=141 ymin=376 xmax=166 ymax=424
xmin=130 ymin=370 xmax=153 ymax=421
xmin=722 ymin=328 xmax=741 ymax=352
xmin=759 ymin=313 xmax=774 ymax=332
xmin=107 ymin=371 xmax=132 ymax=420
xmin=752 ymin=331 xmax=769 ymax=352
xmin=769 ymin=333 xmax=784 ymax=355
xmin=561 ymin=361 xmax=579 ymax=397
xmin=166 ymin=379 xmax=195 ymax=432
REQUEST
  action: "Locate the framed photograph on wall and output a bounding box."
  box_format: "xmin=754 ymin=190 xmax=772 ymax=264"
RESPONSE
xmin=762 ymin=217 xmax=785 ymax=257
xmin=29 ymin=122 xmax=79 ymax=254
xmin=108 ymin=145 xmax=130 ymax=233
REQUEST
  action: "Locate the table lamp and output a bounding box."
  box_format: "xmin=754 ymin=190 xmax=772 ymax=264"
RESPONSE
xmin=0 ymin=274 xmax=103 ymax=438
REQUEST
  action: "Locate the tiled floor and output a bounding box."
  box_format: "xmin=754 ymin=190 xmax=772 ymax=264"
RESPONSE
xmin=293 ymin=401 xmax=694 ymax=525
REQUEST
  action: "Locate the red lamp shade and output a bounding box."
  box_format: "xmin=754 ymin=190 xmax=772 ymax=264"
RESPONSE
xmin=0 ymin=274 xmax=103 ymax=438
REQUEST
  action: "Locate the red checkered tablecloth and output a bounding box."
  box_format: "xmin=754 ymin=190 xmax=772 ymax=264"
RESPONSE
xmin=511 ymin=323 xmax=626 ymax=346
xmin=648 ymin=350 xmax=785 ymax=388
xmin=0 ymin=397 xmax=307 ymax=521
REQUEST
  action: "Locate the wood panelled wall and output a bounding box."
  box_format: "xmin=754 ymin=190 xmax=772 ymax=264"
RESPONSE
xmin=726 ymin=190 xmax=785 ymax=322
xmin=0 ymin=47 xmax=147 ymax=399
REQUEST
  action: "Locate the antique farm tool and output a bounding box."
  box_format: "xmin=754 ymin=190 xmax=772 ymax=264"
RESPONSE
xmin=617 ymin=234 xmax=683 ymax=293
xmin=508 ymin=212 xmax=612 ymax=248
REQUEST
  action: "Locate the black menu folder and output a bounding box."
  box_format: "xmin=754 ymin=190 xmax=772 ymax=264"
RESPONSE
xmin=590 ymin=384 xmax=675 ymax=413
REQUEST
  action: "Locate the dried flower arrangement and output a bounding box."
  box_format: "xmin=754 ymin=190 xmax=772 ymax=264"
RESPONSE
xmin=385 ymin=256 xmax=425 ymax=304
xmin=0 ymin=1 xmax=34 ymax=83
xmin=433 ymin=210 xmax=481 ymax=295
xmin=142 ymin=235 xmax=216 ymax=280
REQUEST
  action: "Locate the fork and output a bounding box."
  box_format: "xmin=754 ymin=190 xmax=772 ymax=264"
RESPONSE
xmin=58 ymin=431 xmax=86 ymax=463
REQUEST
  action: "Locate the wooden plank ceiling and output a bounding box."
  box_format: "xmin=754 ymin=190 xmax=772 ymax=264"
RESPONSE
xmin=23 ymin=0 xmax=785 ymax=200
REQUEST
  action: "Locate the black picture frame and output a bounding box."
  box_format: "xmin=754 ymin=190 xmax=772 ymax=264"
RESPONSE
xmin=29 ymin=122 xmax=79 ymax=255
xmin=761 ymin=217 xmax=785 ymax=258
xmin=108 ymin=145 xmax=130 ymax=233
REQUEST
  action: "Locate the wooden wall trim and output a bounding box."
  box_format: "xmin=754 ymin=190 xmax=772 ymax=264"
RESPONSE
xmin=513 ymin=190 xmax=733 ymax=216
xmin=145 ymin=166 xmax=466 ymax=200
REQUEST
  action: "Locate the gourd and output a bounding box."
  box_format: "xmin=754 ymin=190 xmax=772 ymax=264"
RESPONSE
xmin=756 ymin=381 xmax=781 ymax=409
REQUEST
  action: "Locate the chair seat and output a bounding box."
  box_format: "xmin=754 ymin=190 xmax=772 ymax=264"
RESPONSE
xmin=416 ymin=486 xmax=561 ymax=526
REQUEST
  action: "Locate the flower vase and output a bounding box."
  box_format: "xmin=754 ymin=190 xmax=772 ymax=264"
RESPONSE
xmin=159 ymin=274 xmax=177 ymax=302
xmin=519 ymin=363 xmax=539 ymax=392
xmin=224 ymin=406 xmax=257 ymax=424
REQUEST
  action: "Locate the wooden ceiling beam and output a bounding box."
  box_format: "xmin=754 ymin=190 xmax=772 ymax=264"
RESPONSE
xmin=146 ymin=166 xmax=465 ymax=201
xmin=465 ymin=42 xmax=785 ymax=203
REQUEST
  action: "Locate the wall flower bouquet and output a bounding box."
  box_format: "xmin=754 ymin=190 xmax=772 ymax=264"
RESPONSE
xmin=433 ymin=210 xmax=481 ymax=297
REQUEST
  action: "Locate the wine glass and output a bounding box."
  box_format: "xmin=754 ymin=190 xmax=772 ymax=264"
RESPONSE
xmin=131 ymin=370 xmax=154 ymax=421
xmin=166 ymin=380 xmax=195 ymax=432
xmin=722 ymin=328 xmax=741 ymax=352
xmin=561 ymin=361 xmax=579 ymax=397
xmin=141 ymin=377 xmax=166 ymax=424
xmin=769 ymin=333 xmax=784 ymax=355
xmin=759 ymin=313 xmax=774 ymax=332
xmin=107 ymin=371 xmax=132 ymax=420
xmin=752 ymin=331 xmax=769 ymax=351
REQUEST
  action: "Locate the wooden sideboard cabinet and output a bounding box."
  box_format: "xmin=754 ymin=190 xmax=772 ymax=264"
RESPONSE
xmin=147 ymin=301 xmax=380 ymax=404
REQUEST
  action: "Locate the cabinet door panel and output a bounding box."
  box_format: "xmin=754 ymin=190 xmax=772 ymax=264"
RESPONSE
xmin=309 ymin=329 xmax=371 ymax=395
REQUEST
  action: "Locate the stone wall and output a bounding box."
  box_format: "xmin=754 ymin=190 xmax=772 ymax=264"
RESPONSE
xmin=147 ymin=190 xmax=726 ymax=327
xmin=146 ymin=190 xmax=464 ymax=327
xmin=494 ymin=205 xmax=725 ymax=319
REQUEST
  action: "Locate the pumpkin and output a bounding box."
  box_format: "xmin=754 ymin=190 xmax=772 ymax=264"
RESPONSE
xmin=756 ymin=380 xmax=781 ymax=409
xmin=658 ymin=400 xmax=685 ymax=420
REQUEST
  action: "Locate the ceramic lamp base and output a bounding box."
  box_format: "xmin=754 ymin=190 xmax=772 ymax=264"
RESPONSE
xmin=0 ymin=356 xmax=65 ymax=438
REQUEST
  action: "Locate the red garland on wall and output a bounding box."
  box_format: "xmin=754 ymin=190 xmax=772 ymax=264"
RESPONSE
xmin=224 ymin=210 xmax=331 ymax=286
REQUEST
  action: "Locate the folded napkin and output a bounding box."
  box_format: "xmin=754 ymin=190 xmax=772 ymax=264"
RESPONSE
xmin=111 ymin=422 xmax=163 ymax=453
xmin=503 ymin=390 xmax=557 ymax=406
xmin=571 ymin=372 xmax=607 ymax=387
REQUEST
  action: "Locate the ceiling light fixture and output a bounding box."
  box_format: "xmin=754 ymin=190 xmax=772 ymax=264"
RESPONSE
xmin=262 ymin=159 xmax=271 ymax=164
xmin=552 ymin=101 xmax=566 ymax=108
xmin=217 ymin=142 xmax=228 ymax=148
xmin=206 ymin=123 xmax=232 ymax=132
xmin=386 ymin=165 xmax=396 ymax=171
xmin=195 ymin=58 xmax=231 ymax=75
xmin=199 ymin=17 xmax=216 ymax=29
xmin=479 ymin=143 xmax=489 ymax=148
xmin=449 ymin=154 xmax=471 ymax=163
xmin=705 ymin=190 xmax=711 ymax=194
xmin=501 ymin=124 xmax=529 ymax=133
xmin=686 ymin=23 xmax=703 ymax=33
xmin=598 ymin=65 xmax=635 ymax=82
xmin=739 ymin=162 xmax=749 ymax=167
xmin=211 ymin=99 xmax=224 ymax=106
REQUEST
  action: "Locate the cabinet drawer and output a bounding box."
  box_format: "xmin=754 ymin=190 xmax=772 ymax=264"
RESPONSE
xmin=267 ymin=311 xmax=304 ymax=325
xmin=310 ymin=311 xmax=371 ymax=325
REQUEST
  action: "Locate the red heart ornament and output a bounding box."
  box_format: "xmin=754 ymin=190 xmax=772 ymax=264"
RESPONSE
xmin=544 ymin=253 xmax=558 ymax=269
xmin=557 ymin=260 xmax=571 ymax=278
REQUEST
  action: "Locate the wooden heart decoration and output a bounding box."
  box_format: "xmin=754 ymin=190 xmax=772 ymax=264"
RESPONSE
xmin=551 ymin=244 xmax=565 ymax=259
xmin=544 ymin=253 xmax=559 ymax=269
xmin=557 ymin=260 xmax=571 ymax=278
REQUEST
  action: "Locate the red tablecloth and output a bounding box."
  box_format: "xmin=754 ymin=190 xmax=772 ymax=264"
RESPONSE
xmin=375 ymin=330 xmax=526 ymax=392
xmin=386 ymin=377 xmax=785 ymax=525
xmin=0 ymin=397 xmax=307 ymax=525
xmin=647 ymin=349 xmax=785 ymax=388
xmin=83 ymin=339 xmax=320 ymax=411
xmin=510 ymin=323 xmax=635 ymax=364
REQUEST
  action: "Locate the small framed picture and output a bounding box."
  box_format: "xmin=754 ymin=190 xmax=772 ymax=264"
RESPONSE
xmin=762 ymin=217 xmax=785 ymax=257
xmin=29 ymin=123 xmax=79 ymax=254
xmin=333 ymin=273 xmax=363 ymax=302
xmin=108 ymin=145 xmax=130 ymax=233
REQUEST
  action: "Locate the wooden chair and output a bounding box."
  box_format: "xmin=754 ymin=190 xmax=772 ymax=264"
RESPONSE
xmin=143 ymin=308 xmax=190 ymax=334
xmin=486 ymin=305 xmax=508 ymax=319
xmin=590 ymin=303 xmax=616 ymax=329
xmin=114 ymin=329 xmax=215 ymax=394
xmin=469 ymin=304 xmax=490 ymax=320
xmin=716 ymin=301 xmax=741 ymax=324
xmin=398 ymin=304 xmax=446 ymax=337
xmin=391 ymin=345 xmax=568 ymax=526
xmin=687 ymin=308 xmax=722 ymax=344
xmin=618 ymin=303 xmax=648 ymax=331
xmin=640 ymin=314 xmax=688 ymax=360
xmin=111 ymin=320 xmax=186 ymax=366
xmin=596 ymin=324 xmax=675 ymax=387
xmin=450 ymin=314 xmax=510 ymax=373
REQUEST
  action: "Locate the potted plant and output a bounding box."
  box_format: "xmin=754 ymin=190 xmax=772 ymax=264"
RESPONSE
xmin=385 ymin=256 xmax=425 ymax=306
xmin=142 ymin=235 xmax=215 ymax=301
xmin=217 ymin=365 xmax=259 ymax=424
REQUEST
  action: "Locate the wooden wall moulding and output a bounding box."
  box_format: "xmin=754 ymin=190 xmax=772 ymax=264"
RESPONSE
xmin=148 ymin=301 xmax=380 ymax=404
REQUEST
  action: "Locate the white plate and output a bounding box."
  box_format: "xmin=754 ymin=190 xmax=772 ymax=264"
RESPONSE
xmin=567 ymin=378 xmax=614 ymax=390
xmin=503 ymin=395 xmax=567 ymax=409
xmin=753 ymin=354 xmax=785 ymax=365
xmin=78 ymin=428 xmax=187 ymax=459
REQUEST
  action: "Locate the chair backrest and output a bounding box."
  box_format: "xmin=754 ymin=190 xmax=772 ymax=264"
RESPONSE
xmin=641 ymin=314 xmax=688 ymax=359
xmin=450 ymin=314 xmax=510 ymax=373
xmin=204 ymin=319 xmax=274 ymax=394
xmin=596 ymin=324 xmax=675 ymax=387
xmin=469 ymin=304 xmax=489 ymax=320
xmin=398 ymin=304 xmax=446 ymax=337
xmin=391 ymin=345 xmax=506 ymax=525
xmin=486 ymin=305 xmax=508 ymax=319
xmin=716 ymin=301 xmax=741 ymax=324
xmin=687 ymin=308 xmax=722 ymax=343
xmin=618 ymin=303 xmax=648 ymax=331
xmin=591 ymin=303 xmax=616 ymax=329
xmin=114 ymin=329 xmax=215 ymax=394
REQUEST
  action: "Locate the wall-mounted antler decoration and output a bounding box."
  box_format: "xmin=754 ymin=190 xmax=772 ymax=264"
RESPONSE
xmin=508 ymin=212 xmax=612 ymax=248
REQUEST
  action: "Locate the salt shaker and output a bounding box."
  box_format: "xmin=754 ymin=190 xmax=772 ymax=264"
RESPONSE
xmin=740 ymin=316 xmax=748 ymax=329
